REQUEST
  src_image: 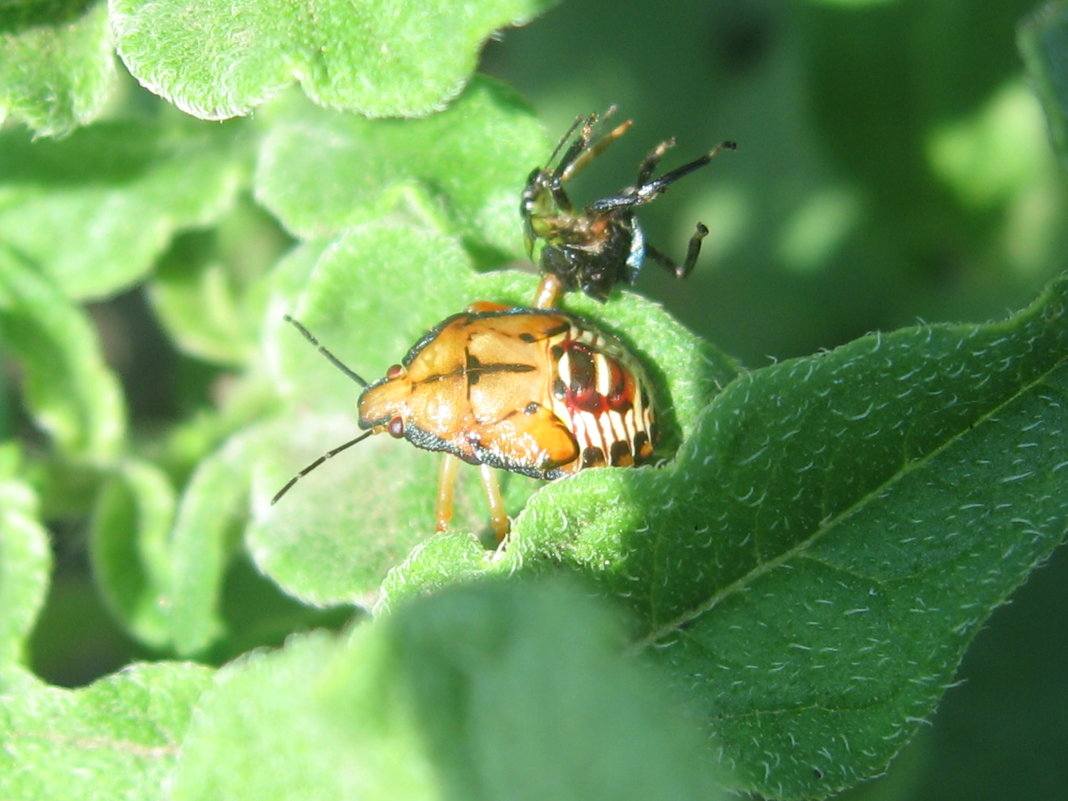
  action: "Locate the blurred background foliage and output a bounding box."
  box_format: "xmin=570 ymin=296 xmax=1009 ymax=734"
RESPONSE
xmin=4 ymin=0 xmax=1066 ymax=798
xmin=486 ymin=0 xmax=1065 ymax=362
xmin=484 ymin=2 xmax=1068 ymax=799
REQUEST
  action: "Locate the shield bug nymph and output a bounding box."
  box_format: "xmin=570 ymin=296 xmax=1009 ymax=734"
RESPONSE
xmin=522 ymin=110 xmax=735 ymax=306
xmin=272 ymin=304 xmax=660 ymax=543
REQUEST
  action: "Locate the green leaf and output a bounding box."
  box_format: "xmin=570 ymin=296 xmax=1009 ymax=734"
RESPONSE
xmin=172 ymin=579 xmax=727 ymax=801
xmin=112 ymin=0 xmax=557 ymax=120
xmin=0 ymin=258 xmax=126 ymax=462
xmin=0 ymin=118 xmax=247 ymax=301
xmin=0 ymin=445 xmax=52 ymax=684
xmin=89 ymin=459 xmax=177 ymax=650
xmin=89 ymin=423 xmax=353 ymax=657
xmin=148 ymin=219 xmax=276 ymax=366
xmin=254 ymin=76 xmax=545 ymax=255
xmin=166 ymin=434 xmax=253 ymax=656
xmin=251 ymin=221 xmax=737 ymax=606
xmin=485 ymin=274 xmax=1068 ymax=798
xmin=377 ymin=530 xmax=493 ymax=613
xmin=0 ymin=2 xmax=116 ymax=137
xmin=1019 ymin=1 xmax=1068 ymax=168
xmin=0 ymin=661 xmax=213 ymax=798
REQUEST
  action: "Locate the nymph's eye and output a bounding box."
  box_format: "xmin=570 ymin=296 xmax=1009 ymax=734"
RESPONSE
xmin=387 ymin=417 xmax=405 ymax=438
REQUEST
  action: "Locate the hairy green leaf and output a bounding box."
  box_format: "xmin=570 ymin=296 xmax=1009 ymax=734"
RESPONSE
xmin=0 ymin=446 xmax=51 ymax=685
xmin=172 ymin=579 xmax=727 ymax=801
xmin=112 ymin=0 xmax=557 ymax=120
xmin=0 ymin=119 xmax=247 ymax=301
xmin=148 ymin=212 xmax=279 ymax=366
xmin=255 ymin=76 xmax=544 ymax=256
xmin=166 ymin=434 xmax=253 ymax=656
xmin=90 ymin=459 xmax=177 ymax=649
xmin=0 ymin=2 xmax=115 ymax=137
xmin=0 ymin=662 xmax=213 ymax=798
xmin=0 ymin=258 xmax=126 ymax=461
xmin=490 ymin=273 xmax=1068 ymax=798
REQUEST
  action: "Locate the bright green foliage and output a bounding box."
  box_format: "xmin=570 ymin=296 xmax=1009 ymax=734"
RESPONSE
xmin=0 ymin=258 xmax=126 ymax=462
xmin=1019 ymin=1 xmax=1068 ymax=169
xmin=112 ymin=0 xmax=556 ymax=119
xmin=2 ymin=1 xmax=1067 ymax=799
xmin=163 ymin=435 xmax=258 ymax=655
xmin=90 ymin=458 xmax=178 ymax=649
xmin=0 ymin=447 xmax=51 ymax=686
xmin=0 ymin=662 xmax=213 ymax=799
xmin=255 ymin=76 xmax=545 ymax=255
xmin=387 ymin=274 xmax=1068 ymax=798
xmin=147 ymin=203 xmax=280 ymax=366
xmin=0 ymin=118 xmax=247 ymax=301
xmin=171 ymin=580 xmax=727 ymax=801
xmin=0 ymin=2 xmax=116 ymax=137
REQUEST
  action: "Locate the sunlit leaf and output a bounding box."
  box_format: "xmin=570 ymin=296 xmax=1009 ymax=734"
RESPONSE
xmin=0 ymin=446 xmax=52 ymax=684
xmin=0 ymin=662 xmax=213 ymax=799
xmin=0 ymin=119 xmax=247 ymax=301
xmin=0 ymin=258 xmax=126 ymax=461
xmin=0 ymin=2 xmax=116 ymax=137
xmin=254 ymin=76 xmax=544 ymax=257
xmin=112 ymin=0 xmax=558 ymax=119
xmin=172 ymin=580 xmax=727 ymax=801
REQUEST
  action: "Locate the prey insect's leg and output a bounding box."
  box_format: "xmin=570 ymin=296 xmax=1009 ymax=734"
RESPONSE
xmin=435 ymin=452 xmax=460 ymax=532
xmin=645 ymin=222 xmax=710 ymax=279
xmin=545 ymin=113 xmax=593 ymax=176
xmin=634 ymin=140 xmax=738 ymax=203
xmin=634 ymin=138 xmax=675 ymax=187
xmin=479 ymin=463 xmax=510 ymax=542
xmin=532 ymin=273 xmax=565 ymax=309
xmin=587 ymin=140 xmax=738 ymax=214
xmin=560 ymin=119 xmax=633 ymax=183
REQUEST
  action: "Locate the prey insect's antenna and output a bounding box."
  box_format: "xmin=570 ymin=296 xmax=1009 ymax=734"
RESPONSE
xmin=283 ymin=315 xmax=368 ymax=388
xmin=271 ymin=430 xmax=374 ymax=505
xmin=547 ymin=113 xmax=592 ymax=174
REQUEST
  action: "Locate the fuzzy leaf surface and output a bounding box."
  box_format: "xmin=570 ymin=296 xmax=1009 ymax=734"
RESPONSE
xmin=0 ymin=2 xmax=116 ymax=137
xmin=148 ymin=214 xmax=277 ymax=366
xmin=112 ymin=0 xmax=556 ymax=119
xmin=172 ymin=579 xmax=727 ymax=801
xmin=0 ymin=662 xmax=213 ymax=799
xmin=254 ymin=76 xmax=545 ymax=255
xmin=485 ymin=274 xmax=1068 ymax=797
xmin=0 ymin=447 xmax=51 ymax=684
xmin=165 ymin=434 xmax=254 ymax=656
xmin=0 ymin=258 xmax=126 ymax=461
xmin=0 ymin=118 xmax=246 ymax=301
xmin=89 ymin=459 xmax=177 ymax=649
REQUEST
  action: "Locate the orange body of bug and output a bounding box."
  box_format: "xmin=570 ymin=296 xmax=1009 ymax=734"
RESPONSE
xmin=359 ymin=304 xmax=658 ymax=481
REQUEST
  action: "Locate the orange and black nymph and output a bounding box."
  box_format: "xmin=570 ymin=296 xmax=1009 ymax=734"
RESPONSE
xmin=271 ymin=304 xmax=659 ymax=540
xmin=358 ymin=304 xmax=658 ymax=481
